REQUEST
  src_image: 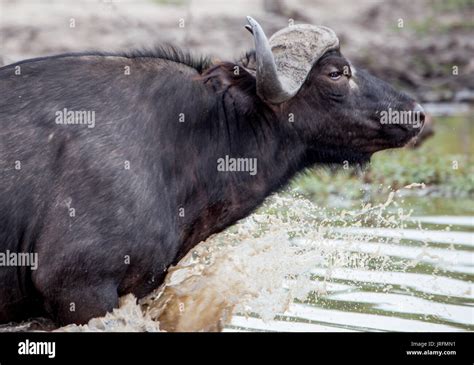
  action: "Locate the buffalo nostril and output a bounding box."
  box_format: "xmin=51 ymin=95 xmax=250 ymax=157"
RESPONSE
xmin=413 ymin=103 xmax=425 ymax=127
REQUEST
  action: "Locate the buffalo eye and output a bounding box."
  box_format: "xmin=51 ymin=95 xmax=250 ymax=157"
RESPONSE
xmin=328 ymin=71 xmax=343 ymax=81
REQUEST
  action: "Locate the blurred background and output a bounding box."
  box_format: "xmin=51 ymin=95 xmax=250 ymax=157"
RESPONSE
xmin=0 ymin=0 xmax=472 ymax=332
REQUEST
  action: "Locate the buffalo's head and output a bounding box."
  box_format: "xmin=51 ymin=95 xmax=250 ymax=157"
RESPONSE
xmin=244 ymin=17 xmax=425 ymax=164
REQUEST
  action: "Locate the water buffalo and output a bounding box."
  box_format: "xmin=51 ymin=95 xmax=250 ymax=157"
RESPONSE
xmin=0 ymin=17 xmax=425 ymax=325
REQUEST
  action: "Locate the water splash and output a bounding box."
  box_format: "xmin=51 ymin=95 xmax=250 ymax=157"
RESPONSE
xmin=55 ymin=183 xmax=459 ymax=332
xmin=139 ymin=187 xmax=419 ymax=332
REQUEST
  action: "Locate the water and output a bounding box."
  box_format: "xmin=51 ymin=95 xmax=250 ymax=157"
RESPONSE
xmin=33 ymin=191 xmax=474 ymax=332
xmin=138 ymin=190 xmax=472 ymax=333
xmin=223 ymin=195 xmax=473 ymax=332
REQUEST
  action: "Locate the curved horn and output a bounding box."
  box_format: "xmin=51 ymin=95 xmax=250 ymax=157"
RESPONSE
xmin=246 ymin=16 xmax=296 ymax=104
xmin=245 ymin=16 xmax=340 ymax=105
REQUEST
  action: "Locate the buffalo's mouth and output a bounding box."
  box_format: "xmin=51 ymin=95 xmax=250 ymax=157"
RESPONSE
xmin=387 ymin=124 xmax=424 ymax=144
xmin=358 ymin=140 xmax=402 ymax=154
xmin=351 ymin=124 xmax=422 ymax=154
xmin=355 ymin=125 xmax=424 ymax=154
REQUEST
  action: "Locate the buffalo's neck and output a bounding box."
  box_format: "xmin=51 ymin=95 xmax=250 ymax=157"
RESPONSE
xmin=172 ymin=99 xmax=305 ymax=263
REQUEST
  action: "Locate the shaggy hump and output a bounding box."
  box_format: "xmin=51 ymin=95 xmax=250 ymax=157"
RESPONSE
xmin=0 ymin=44 xmax=213 ymax=74
xmin=119 ymin=44 xmax=213 ymax=73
